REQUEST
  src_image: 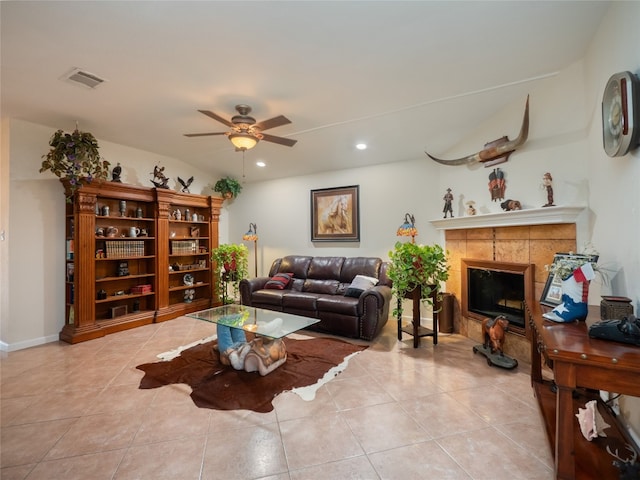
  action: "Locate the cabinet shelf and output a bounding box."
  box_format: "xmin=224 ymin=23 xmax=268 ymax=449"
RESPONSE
xmin=96 ymin=215 xmax=154 ymax=222
xmin=96 ymin=291 xmax=155 ymax=304
xmin=169 ymin=268 xmax=208 ymax=274
xmin=96 ymin=273 xmax=155 ymax=282
xmin=96 ymin=236 xmax=155 ymax=240
xmin=169 ymin=220 xmax=208 ymax=224
xmin=97 ymin=255 xmax=155 ymax=261
xmin=169 ymin=283 xmax=210 ymax=292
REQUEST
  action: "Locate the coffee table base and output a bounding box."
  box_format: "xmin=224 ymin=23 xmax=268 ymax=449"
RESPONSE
xmin=242 ymin=337 xmax=288 ymax=376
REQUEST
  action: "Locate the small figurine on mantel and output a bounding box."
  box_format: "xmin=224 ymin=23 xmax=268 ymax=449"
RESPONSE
xmin=150 ymin=165 xmax=170 ymax=189
xmin=465 ymin=200 xmax=477 ymax=216
xmin=541 ymin=172 xmax=555 ymax=207
xmin=111 ymin=163 xmax=122 ymax=182
xmin=442 ymin=188 xmax=454 ymax=218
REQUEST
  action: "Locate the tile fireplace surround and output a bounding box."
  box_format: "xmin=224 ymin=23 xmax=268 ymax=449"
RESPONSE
xmin=431 ymin=206 xmax=586 ymax=364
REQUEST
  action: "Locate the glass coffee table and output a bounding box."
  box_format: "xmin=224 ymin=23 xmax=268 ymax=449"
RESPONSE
xmin=187 ymin=305 xmax=320 ymax=375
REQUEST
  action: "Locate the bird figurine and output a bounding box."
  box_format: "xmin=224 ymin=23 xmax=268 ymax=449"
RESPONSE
xmin=111 ymin=162 xmax=122 ymax=183
xmin=177 ymin=176 xmax=194 ymax=193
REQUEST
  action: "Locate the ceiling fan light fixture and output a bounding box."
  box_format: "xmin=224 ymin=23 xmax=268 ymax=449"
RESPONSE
xmin=228 ymin=132 xmax=258 ymax=150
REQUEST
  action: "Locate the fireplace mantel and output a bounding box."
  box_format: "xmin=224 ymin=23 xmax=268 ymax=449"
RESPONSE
xmin=430 ymin=205 xmax=586 ymax=230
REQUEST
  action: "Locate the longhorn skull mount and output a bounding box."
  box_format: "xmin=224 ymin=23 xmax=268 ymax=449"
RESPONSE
xmin=426 ymin=95 xmax=529 ymax=167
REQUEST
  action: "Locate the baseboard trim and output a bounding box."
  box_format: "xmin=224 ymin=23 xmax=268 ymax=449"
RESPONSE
xmin=0 ymin=333 xmax=59 ymax=352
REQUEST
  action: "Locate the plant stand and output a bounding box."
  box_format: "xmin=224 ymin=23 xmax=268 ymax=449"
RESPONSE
xmin=397 ymin=286 xmax=438 ymax=348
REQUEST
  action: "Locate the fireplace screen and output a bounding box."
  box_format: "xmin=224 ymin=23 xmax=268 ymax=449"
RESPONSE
xmin=467 ymin=268 xmax=525 ymax=329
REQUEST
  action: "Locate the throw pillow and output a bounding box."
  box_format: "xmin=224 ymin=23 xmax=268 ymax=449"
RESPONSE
xmin=264 ymin=272 xmax=294 ymax=290
xmin=344 ymin=274 xmax=379 ymax=298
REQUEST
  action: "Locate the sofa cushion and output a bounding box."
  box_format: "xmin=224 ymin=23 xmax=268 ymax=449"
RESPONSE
xmin=282 ymin=291 xmax=319 ymax=310
xmin=276 ymin=256 xmax=313 ymax=279
xmin=340 ymin=257 xmax=382 ymax=283
xmin=344 ymin=274 xmax=379 ymax=297
xmin=303 ymin=279 xmax=340 ymax=295
xmin=317 ymin=294 xmax=359 ymax=315
xmin=307 ymin=257 xmax=344 ymax=281
xmin=264 ymin=272 xmax=293 ymax=290
xmin=251 ymin=289 xmax=286 ymax=306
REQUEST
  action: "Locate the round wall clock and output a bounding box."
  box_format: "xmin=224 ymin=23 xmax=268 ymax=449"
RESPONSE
xmin=602 ymin=71 xmax=640 ymax=157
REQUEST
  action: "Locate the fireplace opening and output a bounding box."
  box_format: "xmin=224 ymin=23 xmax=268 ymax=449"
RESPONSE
xmin=467 ymin=268 xmax=525 ymax=329
xmin=461 ymin=259 xmax=534 ymax=336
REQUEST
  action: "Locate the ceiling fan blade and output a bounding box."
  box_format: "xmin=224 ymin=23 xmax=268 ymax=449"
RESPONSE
xmin=183 ymin=132 xmax=227 ymax=137
xmin=198 ymin=109 xmax=234 ymax=128
xmin=261 ymin=133 xmax=298 ymax=147
xmin=253 ymin=115 xmax=291 ymax=131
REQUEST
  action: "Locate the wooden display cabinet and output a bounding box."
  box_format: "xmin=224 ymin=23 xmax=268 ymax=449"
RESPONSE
xmin=59 ymin=181 xmax=222 ymax=343
xmin=155 ymin=190 xmax=222 ymax=322
xmin=60 ymin=182 xmax=158 ymax=343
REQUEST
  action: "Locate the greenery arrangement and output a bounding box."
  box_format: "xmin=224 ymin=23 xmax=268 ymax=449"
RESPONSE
xmin=211 ymin=243 xmax=249 ymax=304
xmin=40 ymin=128 xmax=110 ymax=200
xmin=387 ymin=241 xmax=450 ymax=318
xmin=213 ymin=176 xmax=242 ymax=199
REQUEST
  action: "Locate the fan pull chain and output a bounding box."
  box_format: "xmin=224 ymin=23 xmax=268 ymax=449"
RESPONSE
xmin=242 ymin=150 xmax=246 ymax=179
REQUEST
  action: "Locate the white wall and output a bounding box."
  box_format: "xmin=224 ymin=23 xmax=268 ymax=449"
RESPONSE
xmin=225 ymin=159 xmax=440 ymax=277
xmin=2 ymin=119 xmax=223 ymax=350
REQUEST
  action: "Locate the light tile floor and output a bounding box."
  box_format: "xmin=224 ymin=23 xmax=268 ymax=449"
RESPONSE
xmin=1 ymin=317 xmax=554 ymax=479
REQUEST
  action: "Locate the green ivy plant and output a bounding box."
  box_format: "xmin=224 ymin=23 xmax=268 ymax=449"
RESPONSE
xmin=213 ymin=176 xmax=242 ymax=199
xmin=387 ymin=241 xmax=450 ymax=318
xmin=40 ymin=128 xmax=110 ymax=200
xmin=211 ymin=243 xmax=249 ymax=304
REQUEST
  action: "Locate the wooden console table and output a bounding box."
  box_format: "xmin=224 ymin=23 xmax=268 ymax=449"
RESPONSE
xmin=527 ymin=302 xmax=640 ymax=479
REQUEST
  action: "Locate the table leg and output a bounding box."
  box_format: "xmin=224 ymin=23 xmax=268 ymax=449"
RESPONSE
xmin=555 ymin=363 xmax=576 ymax=480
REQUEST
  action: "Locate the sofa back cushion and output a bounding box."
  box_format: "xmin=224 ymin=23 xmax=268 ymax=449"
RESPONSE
xmin=272 ymin=256 xmax=313 ymax=279
xmin=307 ymin=257 xmax=345 ymax=281
xmin=340 ymin=257 xmax=382 ymax=283
xmin=303 ymin=279 xmax=340 ymax=295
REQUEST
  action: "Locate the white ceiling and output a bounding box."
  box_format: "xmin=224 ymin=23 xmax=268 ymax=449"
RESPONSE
xmin=1 ymin=1 xmax=610 ymax=183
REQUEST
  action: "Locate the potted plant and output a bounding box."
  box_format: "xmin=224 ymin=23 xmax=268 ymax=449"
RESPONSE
xmin=40 ymin=128 xmax=110 ymax=201
xmin=211 ymin=243 xmax=249 ymax=304
xmin=213 ymin=176 xmax=242 ymax=200
xmin=387 ymin=241 xmax=450 ymax=318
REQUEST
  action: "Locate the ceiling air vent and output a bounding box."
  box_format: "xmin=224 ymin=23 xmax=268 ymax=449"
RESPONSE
xmin=63 ymin=68 xmax=106 ymax=89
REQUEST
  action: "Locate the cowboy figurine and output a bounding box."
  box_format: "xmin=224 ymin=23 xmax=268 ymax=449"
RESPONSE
xmin=443 ymin=188 xmax=454 ymax=218
xmin=542 ymin=172 xmax=555 ymax=207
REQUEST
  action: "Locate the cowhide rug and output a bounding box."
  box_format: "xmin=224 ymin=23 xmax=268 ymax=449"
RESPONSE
xmin=136 ymin=337 xmax=367 ymax=413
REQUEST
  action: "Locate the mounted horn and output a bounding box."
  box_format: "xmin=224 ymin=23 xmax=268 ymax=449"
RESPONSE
xmin=426 ymin=95 xmax=529 ymax=167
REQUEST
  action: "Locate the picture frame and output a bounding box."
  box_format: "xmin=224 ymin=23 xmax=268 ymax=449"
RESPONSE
xmin=310 ymin=185 xmax=360 ymax=242
xmin=540 ymin=253 xmax=599 ymax=307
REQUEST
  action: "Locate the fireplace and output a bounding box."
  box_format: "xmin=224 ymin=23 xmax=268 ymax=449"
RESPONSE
xmin=461 ymin=259 xmax=534 ymax=336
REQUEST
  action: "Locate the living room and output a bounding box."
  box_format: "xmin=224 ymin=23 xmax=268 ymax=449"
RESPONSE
xmin=2 ymin=2 xmax=639 ymax=478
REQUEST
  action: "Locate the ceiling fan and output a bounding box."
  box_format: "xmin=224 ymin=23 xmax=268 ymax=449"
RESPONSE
xmin=184 ymin=104 xmax=297 ymax=151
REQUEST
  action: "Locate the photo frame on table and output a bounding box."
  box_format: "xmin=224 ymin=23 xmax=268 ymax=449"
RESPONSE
xmin=310 ymin=185 xmax=360 ymax=242
xmin=540 ymin=253 xmax=599 ymax=307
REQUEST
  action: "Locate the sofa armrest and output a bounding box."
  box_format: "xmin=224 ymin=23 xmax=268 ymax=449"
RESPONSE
xmin=358 ymin=285 xmax=392 ymax=340
xmin=239 ymin=277 xmax=270 ymax=306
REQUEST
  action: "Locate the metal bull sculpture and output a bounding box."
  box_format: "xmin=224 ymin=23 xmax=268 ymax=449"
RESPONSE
xmin=426 ymin=95 xmax=529 ymax=167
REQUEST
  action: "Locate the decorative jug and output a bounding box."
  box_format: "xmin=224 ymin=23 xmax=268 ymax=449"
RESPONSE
xmin=128 ymin=227 xmax=140 ymax=238
xmin=106 ymin=226 xmax=118 ymax=238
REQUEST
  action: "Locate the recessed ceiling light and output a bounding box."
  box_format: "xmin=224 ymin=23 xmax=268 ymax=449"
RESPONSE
xmin=256 ymin=161 xmax=266 ymax=167
xmin=356 ymin=143 xmax=367 ymax=150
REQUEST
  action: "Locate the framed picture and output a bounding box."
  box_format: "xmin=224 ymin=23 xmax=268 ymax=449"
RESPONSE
xmin=310 ymin=185 xmax=360 ymax=242
xmin=540 ymin=253 xmax=599 ymax=307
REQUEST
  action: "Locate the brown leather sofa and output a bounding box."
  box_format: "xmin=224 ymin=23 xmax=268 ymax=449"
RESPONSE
xmin=239 ymin=255 xmax=392 ymax=341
